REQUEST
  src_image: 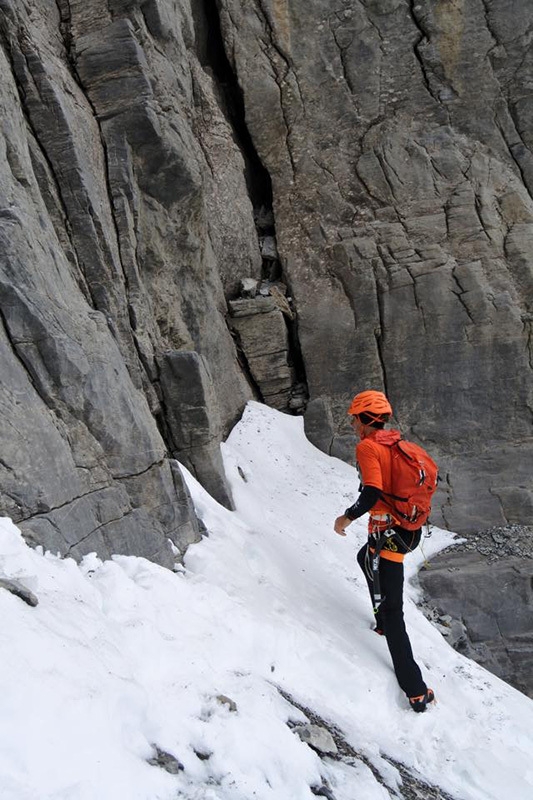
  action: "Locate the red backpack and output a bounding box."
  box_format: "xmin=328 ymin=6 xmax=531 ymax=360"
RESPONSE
xmin=381 ymin=440 xmax=439 ymax=530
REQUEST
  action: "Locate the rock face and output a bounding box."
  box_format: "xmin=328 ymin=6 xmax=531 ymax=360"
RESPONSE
xmin=0 ymin=0 xmax=262 ymax=562
xmin=422 ymin=553 xmax=533 ymax=698
xmin=0 ymin=0 xmax=531 ymax=561
xmin=419 ymin=526 xmax=533 ymax=698
xmin=158 ymin=350 xmax=234 ymax=508
xmin=217 ymin=0 xmax=533 ymax=532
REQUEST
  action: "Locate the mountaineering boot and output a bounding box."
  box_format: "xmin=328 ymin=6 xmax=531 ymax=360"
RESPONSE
xmin=409 ymin=689 xmax=435 ymax=713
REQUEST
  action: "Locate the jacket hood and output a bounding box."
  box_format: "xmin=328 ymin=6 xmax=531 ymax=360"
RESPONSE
xmin=369 ymin=429 xmax=402 ymax=446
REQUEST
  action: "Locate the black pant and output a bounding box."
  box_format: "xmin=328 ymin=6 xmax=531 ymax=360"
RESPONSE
xmin=357 ymin=541 xmax=427 ymax=698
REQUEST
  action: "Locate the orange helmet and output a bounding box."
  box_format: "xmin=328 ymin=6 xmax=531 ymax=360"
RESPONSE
xmin=348 ymin=390 xmax=392 ymax=418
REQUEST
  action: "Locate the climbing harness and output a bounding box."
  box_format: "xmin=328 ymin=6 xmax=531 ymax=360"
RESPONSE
xmin=367 ymin=517 xmax=430 ymax=613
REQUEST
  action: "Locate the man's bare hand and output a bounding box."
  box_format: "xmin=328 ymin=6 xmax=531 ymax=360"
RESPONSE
xmin=334 ymin=515 xmax=352 ymax=536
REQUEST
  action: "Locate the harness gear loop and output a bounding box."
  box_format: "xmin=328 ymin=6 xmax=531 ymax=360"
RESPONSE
xmin=369 ymin=531 xmax=391 ymax=613
xmin=417 ymin=521 xmax=433 ymax=569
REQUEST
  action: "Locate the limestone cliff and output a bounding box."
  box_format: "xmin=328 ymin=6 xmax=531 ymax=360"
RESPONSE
xmin=217 ymin=0 xmax=532 ymax=531
xmin=0 ymin=0 xmax=531 ymax=563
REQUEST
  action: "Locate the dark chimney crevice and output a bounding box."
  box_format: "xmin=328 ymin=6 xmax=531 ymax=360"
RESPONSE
xmin=194 ymin=0 xmax=309 ymax=415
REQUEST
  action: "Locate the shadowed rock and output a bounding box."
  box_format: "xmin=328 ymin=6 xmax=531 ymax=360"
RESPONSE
xmin=0 ymin=578 xmax=38 ymax=607
xmin=419 ymin=526 xmax=533 ymax=698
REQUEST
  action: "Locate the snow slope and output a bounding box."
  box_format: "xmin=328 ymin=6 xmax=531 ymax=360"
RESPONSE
xmin=0 ymin=402 xmax=531 ymax=799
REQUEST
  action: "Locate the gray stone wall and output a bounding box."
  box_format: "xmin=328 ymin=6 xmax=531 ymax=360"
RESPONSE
xmin=0 ymin=0 xmax=262 ymax=561
xmin=0 ymin=0 xmax=532 ymax=561
xmin=419 ymin=525 xmax=533 ymax=698
xmin=217 ymin=0 xmax=533 ymax=532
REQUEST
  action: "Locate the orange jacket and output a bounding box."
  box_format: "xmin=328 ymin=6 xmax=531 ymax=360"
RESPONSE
xmin=356 ymin=428 xmax=402 ymax=530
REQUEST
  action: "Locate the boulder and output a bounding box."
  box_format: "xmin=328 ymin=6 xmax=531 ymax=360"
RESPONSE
xmin=294 ymin=724 xmax=338 ymax=756
xmin=0 ymin=579 xmax=39 ymax=607
xmin=229 ymin=298 xmax=294 ymax=410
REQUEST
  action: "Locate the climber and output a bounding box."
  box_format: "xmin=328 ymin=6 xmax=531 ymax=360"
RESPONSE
xmin=334 ymin=390 xmax=435 ymax=713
